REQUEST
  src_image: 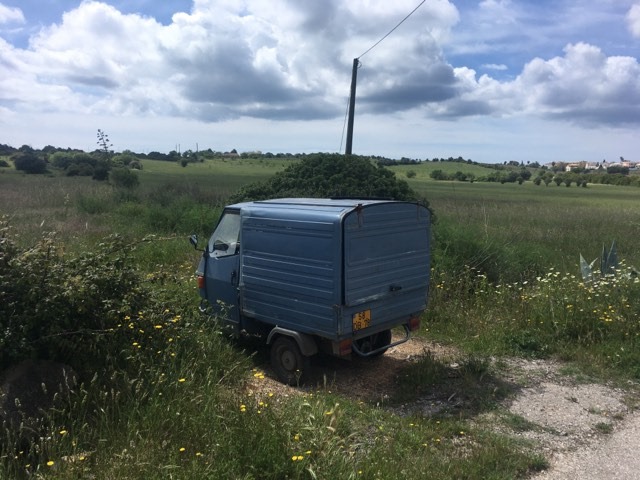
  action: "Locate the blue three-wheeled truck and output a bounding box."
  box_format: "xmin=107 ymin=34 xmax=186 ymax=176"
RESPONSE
xmin=190 ymin=198 xmax=431 ymax=384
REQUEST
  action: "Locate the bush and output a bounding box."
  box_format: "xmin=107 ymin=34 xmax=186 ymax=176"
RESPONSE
xmin=231 ymin=153 xmax=421 ymax=203
xmin=0 ymin=159 xmax=9 ymax=168
xmin=110 ymin=167 xmax=140 ymax=189
xmin=92 ymin=160 xmax=111 ymax=181
xmin=0 ymin=221 xmax=149 ymax=376
xmin=11 ymin=152 xmax=47 ymax=174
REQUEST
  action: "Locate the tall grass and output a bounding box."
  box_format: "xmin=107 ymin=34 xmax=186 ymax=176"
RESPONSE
xmin=425 ymin=263 xmax=640 ymax=379
xmin=2 ymin=156 xmax=639 ymax=478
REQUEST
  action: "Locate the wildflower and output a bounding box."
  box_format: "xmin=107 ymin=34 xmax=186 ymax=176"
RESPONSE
xmin=291 ymin=455 xmax=304 ymax=461
xmin=46 ymin=460 xmax=55 ymax=467
xmin=179 ymin=447 xmax=186 ymax=452
xmin=154 ymin=325 xmax=163 ymax=329
xmin=294 ymin=434 xmax=300 ymax=441
xmin=59 ymin=430 xmax=67 ymax=435
xmin=240 ymin=404 xmax=247 ymax=412
xmin=178 ymin=378 xmax=186 ymax=383
xmin=195 ymin=452 xmax=202 ymax=457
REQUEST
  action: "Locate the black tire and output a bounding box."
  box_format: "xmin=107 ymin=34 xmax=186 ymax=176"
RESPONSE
xmin=270 ymin=336 xmax=308 ymax=385
xmin=355 ymin=329 xmax=392 ymax=358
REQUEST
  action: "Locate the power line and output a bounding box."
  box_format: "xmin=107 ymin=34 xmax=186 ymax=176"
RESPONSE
xmin=357 ymin=0 xmax=427 ymax=60
xmin=340 ymin=0 xmax=427 ymax=153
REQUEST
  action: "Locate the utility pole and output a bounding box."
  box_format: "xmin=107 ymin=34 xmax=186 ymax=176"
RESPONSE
xmin=345 ymin=58 xmax=360 ymax=156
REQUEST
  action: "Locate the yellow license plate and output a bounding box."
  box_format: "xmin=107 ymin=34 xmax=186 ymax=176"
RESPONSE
xmin=352 ymin=310 xmax=371 ymax=331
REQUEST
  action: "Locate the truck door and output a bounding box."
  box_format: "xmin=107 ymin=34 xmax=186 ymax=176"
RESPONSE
xmin=204 ymin=209 xmax=241 ymax=325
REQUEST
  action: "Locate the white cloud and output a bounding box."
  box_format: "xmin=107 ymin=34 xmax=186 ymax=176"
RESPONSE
xmin=428 ymin=42 xmax=640 ymax=127
xmin=482 ymin=64 xmax=508 ymax=71
xmin=0 ymin=3 xmax=24 ymax=24
xmin=628 ymin=4 xmax=640 ymax=38
xmin=1 ymin=0 xmax=639 ymax=161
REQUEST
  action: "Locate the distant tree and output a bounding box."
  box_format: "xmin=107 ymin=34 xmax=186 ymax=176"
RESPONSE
xmin=0 ymin=144 xmax=17 ymax=156
xmin=147 ymin=151 xmax=169 ymax=161
xmin=607 ymin=165 xmax=629 ymax=175
xmin=112 ymin=153 xmax=137 ymax=167
xmin=12 ymin=151 xmax=47 ymax=174
xmin=563 ymin=177 xmax=572 ymax=187
xmin=553 ymin=176 xmax=563 ymax=186
xmin=110 ymin=168 xmax=139 ymax=189
xmin=92 ymin=160 xmax=110 ymax=181
xmin=430 ymin=169 xmax=449 ymax=181
xmin=453 ymin=171 xmax=467 ymax=182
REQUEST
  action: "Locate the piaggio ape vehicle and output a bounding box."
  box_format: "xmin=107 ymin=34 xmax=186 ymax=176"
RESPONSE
xmin=190 ymin=198 xmax=430 ymax=384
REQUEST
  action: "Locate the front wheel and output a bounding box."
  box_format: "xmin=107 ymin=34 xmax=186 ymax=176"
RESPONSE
xmin=270 ymin=336 xmax=309 ymax=385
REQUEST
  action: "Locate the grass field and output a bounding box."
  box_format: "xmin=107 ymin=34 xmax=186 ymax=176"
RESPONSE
xmin=1 ymin=156 xmax=639 ymax=478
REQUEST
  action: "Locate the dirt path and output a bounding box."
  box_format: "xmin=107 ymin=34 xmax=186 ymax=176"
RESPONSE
xmin=245 ymin=336 xmax=640 ymax=479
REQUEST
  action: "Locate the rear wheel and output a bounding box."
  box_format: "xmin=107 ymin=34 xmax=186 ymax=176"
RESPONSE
xmin=270 ymin=336 xmax=308 ymax=385
xmin=355 ymin=329 xmax=392 ymax=357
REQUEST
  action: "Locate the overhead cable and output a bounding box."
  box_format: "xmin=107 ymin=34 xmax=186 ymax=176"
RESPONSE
xmin=357 ymin=0 xmax=427 ymax=60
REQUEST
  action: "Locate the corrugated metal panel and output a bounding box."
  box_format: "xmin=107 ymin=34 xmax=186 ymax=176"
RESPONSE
xmin=237 ymin=199 xmax=430 ymax=341
xmin=240 ymin=202 xmax=344 ymax=337
xmin=343 ymin=203 xmax=430 ymax=323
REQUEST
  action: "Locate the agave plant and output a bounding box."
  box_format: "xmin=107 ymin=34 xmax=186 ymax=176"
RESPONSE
xmin=580 ymin=241 xmax=619 ymax=282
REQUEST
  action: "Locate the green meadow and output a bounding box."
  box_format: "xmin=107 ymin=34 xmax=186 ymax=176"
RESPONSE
xmin=1 ymin=156 xmax=639 ymax=478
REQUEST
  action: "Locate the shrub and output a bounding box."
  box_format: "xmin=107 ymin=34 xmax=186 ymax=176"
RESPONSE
xmin=92 ymin=159 xmax=111 ymax=181
xmin=0 ymin=221 xmax=149 ymax=376
xmin=231 ymin=153 xmax=421 ymax=203
xmin=12 ymin=152 xmax=47 ymax=174
xmin=110 ymin=167 xmax=140 ymax=189
xmin=0 ymin=159 xmax=9 ymax=168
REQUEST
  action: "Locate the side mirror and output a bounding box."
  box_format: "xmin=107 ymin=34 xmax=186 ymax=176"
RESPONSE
xmin=189 ymin=234 xmax=199 ymax=249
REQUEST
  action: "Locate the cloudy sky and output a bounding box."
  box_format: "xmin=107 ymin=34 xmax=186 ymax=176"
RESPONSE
xmin=1 ymin=0 xmax=639 ymax=163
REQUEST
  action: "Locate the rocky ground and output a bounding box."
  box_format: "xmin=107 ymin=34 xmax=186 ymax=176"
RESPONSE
xmin=245 ymin=335 xmax=640 ymax=479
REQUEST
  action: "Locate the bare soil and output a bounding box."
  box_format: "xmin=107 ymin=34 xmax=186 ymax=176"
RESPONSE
xmin=245 ymin=335 xmax=640 ymax=479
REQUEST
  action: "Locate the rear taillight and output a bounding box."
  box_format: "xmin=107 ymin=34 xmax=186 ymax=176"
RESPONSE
xmin=408 ymin=316 xmax=420 ymax=331
xmin=197 ymin=275 xmax=205 ymax=289
xmin=339 ymin=339 xmax=352 ymax=356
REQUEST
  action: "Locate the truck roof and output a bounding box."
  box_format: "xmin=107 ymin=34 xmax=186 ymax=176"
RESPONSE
xmin=228 ymin=197 xmax=405 ymax=213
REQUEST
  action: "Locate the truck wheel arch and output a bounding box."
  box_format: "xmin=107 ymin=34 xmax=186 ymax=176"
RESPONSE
xmin=266 ymin=327 xmax=318 ymax=357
